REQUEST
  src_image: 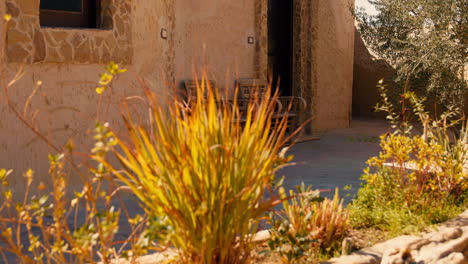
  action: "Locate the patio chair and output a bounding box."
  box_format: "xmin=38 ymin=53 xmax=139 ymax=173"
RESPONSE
xmin=237 ymin=78 xmax=269 ymax=99
xmin=236 ymin=78 xmax=307 ymax=132
xmin=184 ymin=79 xmax=217 ymax=101
xmin=184 ymin=79 xmax=252 ymax=124
xmin=276 ymin=96 xmax=307 ymax=131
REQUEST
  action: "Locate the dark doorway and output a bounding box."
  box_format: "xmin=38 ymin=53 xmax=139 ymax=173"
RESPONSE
xmin=268 ymin=0 xmax=293 ymax=96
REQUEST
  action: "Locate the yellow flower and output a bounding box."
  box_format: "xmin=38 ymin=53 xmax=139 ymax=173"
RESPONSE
xmin=4 ymin=14 xmax=12 ymax=22
xmin=99 ymin=72 xmax=113 ymax=86
xmin=96 ymin=86 xmax=106 ymax=94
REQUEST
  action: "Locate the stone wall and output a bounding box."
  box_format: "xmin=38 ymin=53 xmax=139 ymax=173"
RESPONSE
xmin=6 ymin=0 xmax=133 ymax=64
xmin=254 ymin=0 xmax=268 ymax=80
xmin=292 ymin=0 xmax=314 ymax=133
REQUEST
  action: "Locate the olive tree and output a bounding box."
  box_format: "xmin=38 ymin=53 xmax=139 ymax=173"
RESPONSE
xmin=356 ymin=0 xmax=467 ymax=108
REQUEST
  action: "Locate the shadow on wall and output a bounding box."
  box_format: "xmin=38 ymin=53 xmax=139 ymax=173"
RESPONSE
xmin=352 ymin=27 xmax=396 ymax=118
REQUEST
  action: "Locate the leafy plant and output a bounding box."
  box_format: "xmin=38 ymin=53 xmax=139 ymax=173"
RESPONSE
xmin=309 ymin=191 xmax=349 ymax=253
xmin=268 ymin=185 xmax=349 ymax=264
xmin=349 ymin=133 xmax=467 ymax=235
xmin=97 ymin=77 xmax=295 ymax=264
xmin=0 ymin=125 xmax=152 ymax=264
xmin=350 ymin=84 xmax=468 ymax=236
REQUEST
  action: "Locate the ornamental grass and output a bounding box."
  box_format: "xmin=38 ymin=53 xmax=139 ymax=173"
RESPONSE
xmin=99 ymin=77 xmax=294 ymax=264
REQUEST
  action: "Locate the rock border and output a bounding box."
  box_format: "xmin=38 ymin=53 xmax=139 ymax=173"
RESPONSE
xmin=323 ymin=210 xmax=468 ymax=264
xmin=105 ymin=210 xmax=468 ymax=264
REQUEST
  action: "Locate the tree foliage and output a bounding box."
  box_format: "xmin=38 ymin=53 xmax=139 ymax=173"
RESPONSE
xmin=356 ymin=0 xmax=467 ymax=108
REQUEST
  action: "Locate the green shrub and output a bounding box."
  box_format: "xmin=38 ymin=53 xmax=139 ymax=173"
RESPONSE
xmin=349 ymin=83 xmax=468 ymax=236
xmin=349 ymin=134 xmax=466 ymax=235
xmin=97 ymin=77 xmax=293 ymax=264
xmin=268 ymin=185 xmax=349 ymax=264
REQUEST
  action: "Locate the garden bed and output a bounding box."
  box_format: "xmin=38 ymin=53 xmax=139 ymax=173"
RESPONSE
xmin=112 ymin=210 xmax=467 ymax=264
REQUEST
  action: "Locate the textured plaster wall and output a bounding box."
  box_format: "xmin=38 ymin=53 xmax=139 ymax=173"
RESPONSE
xmin=309 ymin=0 xmax=355 ymax=132
xmin=174 ymin=0 xmax=257 ymax=92
xmin=0 ymin=0 xmax=175 ymax=196
xmin=352 ymin=28 xmax=395 ymax=118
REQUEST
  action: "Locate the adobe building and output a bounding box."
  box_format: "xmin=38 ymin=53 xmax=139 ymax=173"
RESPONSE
xmin=0 ymin=0 xmax=355 ymax=194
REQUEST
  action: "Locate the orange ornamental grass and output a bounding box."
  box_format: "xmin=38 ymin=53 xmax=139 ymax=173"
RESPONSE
xmin=268 ymin=185 xmax=349 ymax=263
xmin=97 ymin=76 xmax=297 ymax=264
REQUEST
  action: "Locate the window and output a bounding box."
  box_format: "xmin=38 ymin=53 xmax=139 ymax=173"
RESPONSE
xmin=40 ymin=0 xmax=100 ymax=28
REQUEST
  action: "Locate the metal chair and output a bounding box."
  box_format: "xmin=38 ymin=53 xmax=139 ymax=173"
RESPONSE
xmin=184 ymin=79 xmax=217 ymax=102
xmin=236 ymin=78 xmax=307 ymax=132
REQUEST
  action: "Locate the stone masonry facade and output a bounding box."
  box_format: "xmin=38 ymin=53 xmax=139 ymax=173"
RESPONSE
xmin=5 ymin=0 xmax=133 ymax=64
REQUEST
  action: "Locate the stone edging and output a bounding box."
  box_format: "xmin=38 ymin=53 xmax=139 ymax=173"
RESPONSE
xmin=105 ymin=211 xmax=468 ymax=264
xmin=323 ymin=210 xmax=468 ymax=264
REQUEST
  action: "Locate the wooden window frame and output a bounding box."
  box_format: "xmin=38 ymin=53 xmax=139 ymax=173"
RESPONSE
xmin=40 ymin=0 xmax=101 ymax=28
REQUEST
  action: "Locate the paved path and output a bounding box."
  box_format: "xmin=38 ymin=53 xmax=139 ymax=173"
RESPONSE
xmin=280 ymin=118 xmax=390 ymax=203
xmin=113 ymin=118 xmax=390 ymax=244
